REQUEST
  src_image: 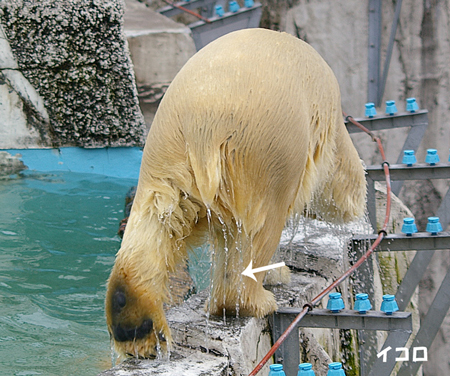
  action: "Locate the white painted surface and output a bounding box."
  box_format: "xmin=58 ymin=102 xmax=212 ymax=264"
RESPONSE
xmin=0 ymin=17 xmax=49 ymax=148
xmin=0 ymin=83 xmax=44 ymax=148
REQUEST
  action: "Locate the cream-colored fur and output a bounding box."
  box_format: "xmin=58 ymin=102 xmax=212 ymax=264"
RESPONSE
xmin=106 ymin=28 xmax=366 ymax=358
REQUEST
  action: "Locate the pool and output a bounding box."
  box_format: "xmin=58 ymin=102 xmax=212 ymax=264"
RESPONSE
xmin=0 ymin=171 xmax=137 ymax=375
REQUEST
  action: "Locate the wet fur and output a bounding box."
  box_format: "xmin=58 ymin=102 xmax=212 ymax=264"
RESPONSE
xmin=106 ymin=28 xmax=366 ymax=358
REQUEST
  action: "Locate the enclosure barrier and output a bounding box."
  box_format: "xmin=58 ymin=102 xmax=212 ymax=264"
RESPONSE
xmin=264 ymin=104 xmax=450 ymax=376
xmin=157 ymin=0 xmax=262 ymax=50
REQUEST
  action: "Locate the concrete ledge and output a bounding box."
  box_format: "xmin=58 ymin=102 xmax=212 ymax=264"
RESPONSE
xmin=100 ymin=353 xmax=229 ymax=376
xmin=100 ymin=271 xmax=329 ymax=376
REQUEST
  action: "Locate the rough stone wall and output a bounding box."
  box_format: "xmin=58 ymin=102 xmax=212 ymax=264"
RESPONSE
xmin=0 ymin=0 xmax=145 ymax=147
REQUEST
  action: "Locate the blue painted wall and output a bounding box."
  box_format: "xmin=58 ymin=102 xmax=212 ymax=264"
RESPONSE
xmin=4 ymin=147 xmax=143 ymax=179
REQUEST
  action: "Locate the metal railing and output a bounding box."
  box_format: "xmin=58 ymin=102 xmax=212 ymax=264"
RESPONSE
xmin=157 ymin=0 xmax=262 ymax=51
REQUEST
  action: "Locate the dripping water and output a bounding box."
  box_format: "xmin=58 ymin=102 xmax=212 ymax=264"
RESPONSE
xmin=235 ymin=219 xmax=243 ymax=318
xmin=217 ymin=214 xmax=229 ymax=324
xmin=204 ymin=206 xmax=214 ymax=354
xmin=110 ymin=339 xmax=119 ymax=368
xmin=153 ymin=328 xmax=163 ymax=360
xmin=166 ymin=338 xmax=172 ymax=361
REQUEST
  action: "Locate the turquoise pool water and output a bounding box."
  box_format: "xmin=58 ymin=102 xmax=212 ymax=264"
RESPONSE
xmin=0 ymin=171 xmax=138 ymax=376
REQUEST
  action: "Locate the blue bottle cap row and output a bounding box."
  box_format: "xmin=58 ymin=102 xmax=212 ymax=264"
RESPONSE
xmin=364 ymin=98 xmax=419 ymax=118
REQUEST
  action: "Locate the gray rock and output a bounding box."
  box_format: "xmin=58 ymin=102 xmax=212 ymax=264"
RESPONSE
xmin=0 ymin=151 xmax=27 ymax=176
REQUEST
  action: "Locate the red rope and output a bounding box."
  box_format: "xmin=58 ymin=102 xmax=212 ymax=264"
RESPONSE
xmin=161 ymin=0 xmax=212 ymax=23
xmin=248 ymin=112 xmax=392 ymax=376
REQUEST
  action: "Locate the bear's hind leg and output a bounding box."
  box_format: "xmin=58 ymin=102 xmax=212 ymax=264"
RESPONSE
xmin=208 ymin=216 xmax=285 ymax=318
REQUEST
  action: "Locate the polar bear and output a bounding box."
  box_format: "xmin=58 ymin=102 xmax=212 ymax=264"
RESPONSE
xmin=105 ymin=28 xmax=366 ymax=358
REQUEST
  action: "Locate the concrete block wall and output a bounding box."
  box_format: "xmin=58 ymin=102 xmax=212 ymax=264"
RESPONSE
xmin=0 ymin=0 xmax=145 ymax=148
xmin=122 ymin=0 xmax=196 ymax=129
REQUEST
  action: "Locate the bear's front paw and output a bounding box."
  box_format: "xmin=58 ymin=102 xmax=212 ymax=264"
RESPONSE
xmin=112 ymin=316 xmax=172 ymax=359
xmin=106 ymin=280 xmax=172 ymax=359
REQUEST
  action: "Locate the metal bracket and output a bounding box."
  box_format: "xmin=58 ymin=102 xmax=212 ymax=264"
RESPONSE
xmin=346 ymin=110 xmax=429 ymax=196
xmin=345 ymin=110 xmax=429 ymax=134
xmin=188 ymin=4 xmax=262 ymax=50
xmin=158 ymin=0 xmax=263 ymax=51
xmin=351 ymin=231 xmax=450 ymax=375
xmin=365 ymin=162 xmax=450 ymax=230
xmin=272 ymin=308 xmax=412 ymax=376
xmin=352 ymin=232 xmax=450 ymax=252
xmin=366 ymin=163 xmax=450 ymax=182
xmin=158 ymin=0 xmax=218 ymax=18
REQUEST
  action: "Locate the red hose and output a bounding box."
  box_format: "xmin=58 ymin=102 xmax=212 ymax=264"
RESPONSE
xmin=248 ymin=112 xmax=392 ymax=376
xmin=161 ymin=0 xmax=212 ymax=23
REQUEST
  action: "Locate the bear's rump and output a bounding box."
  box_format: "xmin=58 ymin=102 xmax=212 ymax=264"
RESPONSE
xmin=144 ymin=29 xmax=344 ymax=230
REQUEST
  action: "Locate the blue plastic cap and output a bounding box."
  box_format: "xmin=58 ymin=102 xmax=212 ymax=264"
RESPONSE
xmin=298 ymin=363 xmax=316 ymax=376
xmin=229 ymin=1 xmax=240 ymax=12
xmin=354 ymin=293 xmax=372 ymax=314
xmin=385 ymin=100 xmax=398 ymax=115
xmin=244 ymin=0 xmax=254 ymax=7
xmin=329 ymin=362 xmax=343 ymax=370
xmin=299 ymin=363 xmax=313 ymax=371
xmin=402 ymin=150 xmax=417 ymax=166
xmin=215 ymin=5 xmax=224 ymax=17
xmin=356 ymin=293 xmax=369 ymax=300
xmin=381 ymin=294 xmax=399 ymax=315
xmin=426 ymin=217 xmax=443 ymax=235
xmin=401 ymin=217 xmax=418 ymax=236
xmin=365 ymin=102 xmax=377 ymax=118
xmin=406 ymin=97 xmax=419 ymax=112
xmin=327 ymin=292 xmax=345 ymax=313
xmin=327 ymin=362 xmax=346 ymax=376
xmin=269 ymin=364 xmax=286 ymax=376
xmin=425 ymin=149 xmax=440 ymax=165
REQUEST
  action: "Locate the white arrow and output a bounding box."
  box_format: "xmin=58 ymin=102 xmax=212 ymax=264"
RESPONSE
xmin=242 ymin=260 xmax=286 ymax=281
